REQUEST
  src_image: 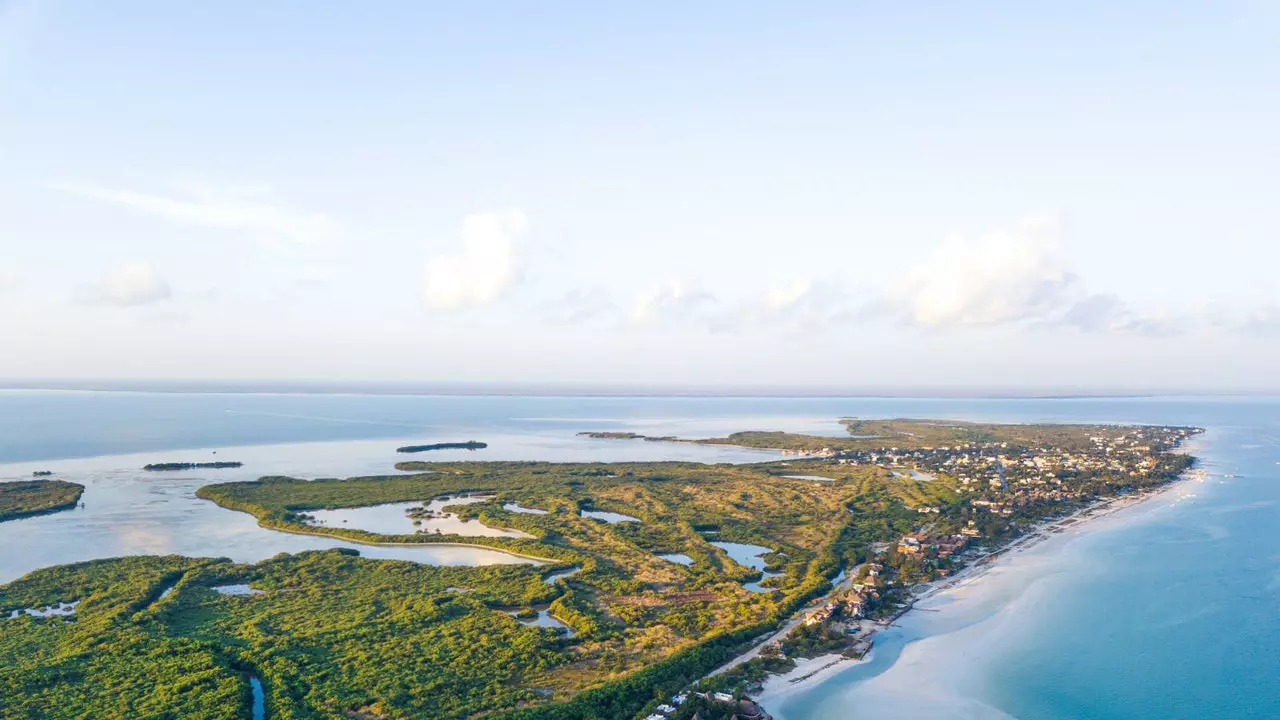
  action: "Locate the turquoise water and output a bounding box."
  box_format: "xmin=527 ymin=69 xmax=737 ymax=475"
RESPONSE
xmin=771 ymin=397 xmax=1280 ymax=719
xmin=2 ymin=391 xmax=1278 ymax=718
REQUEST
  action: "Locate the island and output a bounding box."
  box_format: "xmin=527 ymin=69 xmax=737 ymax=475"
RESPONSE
xmin=2 ymin=419 xmax=1201 ymax=719
xmin=31 ymin=471 xmax=53 ymax=477
xmin=396 ymin=441 xmax=488 ymax=453
xmin=142 ymin=462 xmax=244 ymax=471
xmin=577 ymin=431 xmax=678 ymax=441
xmin=0 ymin=479 xmax=84 ymax=523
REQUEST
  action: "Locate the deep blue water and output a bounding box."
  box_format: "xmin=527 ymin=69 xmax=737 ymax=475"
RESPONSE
xmin=2 ymin=390 xmax=1277 ymax=719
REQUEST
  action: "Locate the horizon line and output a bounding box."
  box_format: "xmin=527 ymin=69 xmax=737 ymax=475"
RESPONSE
xmin=0 ymin=378 xmax=1276 ymax=400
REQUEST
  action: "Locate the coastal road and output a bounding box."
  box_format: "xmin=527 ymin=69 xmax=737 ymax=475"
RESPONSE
xmin=704 ymin=565 xmax=863 ymax=679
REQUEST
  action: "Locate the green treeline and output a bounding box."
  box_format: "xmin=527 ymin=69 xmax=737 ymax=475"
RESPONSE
xmin=5 ymin=420 xmax=1199 ymax=719
xmin=143 ymin=462 xmax=244 ymax=471
xmin=396 ymin=441 xmax=488 ymax=453
xmin=0 ymin=552 xmax=577 ymax=719
xmin=0 ymin=479 xmax=84 ymax=522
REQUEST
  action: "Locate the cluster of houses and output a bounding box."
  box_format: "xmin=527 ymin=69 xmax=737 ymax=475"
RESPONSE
xmin=780 ymin=447 xmax=838 ymax=458
xmin=802 ymin=564 xmax=894 ymax=629
xmin=803 ymin=587 xmax=869 ymax=628
xmin=644 ymin=693 xmax=772 ymax=720
xmin=830 ymin=425 xmax=1195 ymax=496
xmin=895 ymin=534 xmax=968 ymax=559
xmin=824 ymin=427 xmax=1198 ymax=518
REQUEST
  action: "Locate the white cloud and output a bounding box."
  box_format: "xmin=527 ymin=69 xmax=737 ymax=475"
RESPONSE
xmin=764 ymin=280 xmax=814 ymax=312
xmin=424 ymin=210 xmax=528 ymax=310
xmin=77 ymin=263 xmax=172 ymax=307
xmin=892 ymin=216 xmax=1077 ymax=327
xmin=62 ymin=184 xmax=338 ymax=245
xmin=630 ymin=279 xmax=715 ymax=325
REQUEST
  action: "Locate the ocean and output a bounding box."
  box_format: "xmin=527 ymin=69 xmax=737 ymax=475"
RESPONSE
xmin=2 ymin=390 xmax=1277 ymax=718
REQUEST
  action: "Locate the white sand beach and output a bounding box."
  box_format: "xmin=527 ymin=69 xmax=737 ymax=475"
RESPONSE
xmin=757 ymin=468 xmax=1210 ymax=719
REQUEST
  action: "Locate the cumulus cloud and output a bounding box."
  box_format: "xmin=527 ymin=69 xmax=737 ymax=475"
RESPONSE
xmin=77 ymin=263 xmax=172 ymax=307
xmin=764 ymin=280 xmax=814 ymax=312
xmin=891 ymin=216 xmax=1077 ymax=327
xmin=630 ymin=279 xmax=716 ymax=325
xmin=62 ymin=184 xmax=338 ymax=245
xmin=424 ymin=209 xmax=528 ymax=310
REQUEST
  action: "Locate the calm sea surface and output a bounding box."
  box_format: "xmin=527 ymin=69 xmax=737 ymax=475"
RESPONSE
xmin=2 ymin=391 xmax=1277 ymax=719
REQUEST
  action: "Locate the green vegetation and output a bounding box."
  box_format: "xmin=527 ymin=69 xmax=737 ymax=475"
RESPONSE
xmin=778 ymin=620 xmax=851 ymax=658
xmin=0 ymin=553 xmax=570 ymax=719
xmin=0 ymin=479 xmax=83 ymax=522
xmin=190 ymin=459 xmax=912 ymax=717
xmin=689 ymin=417 xmax=1200 ymax=454
xmin=5 ymin=418 xmax=1199 ymax=719
xmin=396 ymin=440 xmax=488 ymax=453
xmin=143 ymin=462 xmax=243 ymax=471
xmin=578 ymin=432 xmax=678 ymax=442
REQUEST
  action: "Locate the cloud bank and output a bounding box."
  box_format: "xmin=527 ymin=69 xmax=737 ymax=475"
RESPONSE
xmin=630 ymin=279 xmax=716 ymax=325
xmin=891 ymin=216 xmax=1077 ymax=327
xmin=425 ymin=210 xmax=528 ymax=310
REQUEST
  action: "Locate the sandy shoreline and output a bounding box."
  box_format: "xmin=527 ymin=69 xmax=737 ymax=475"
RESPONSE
xmin=752 ymin=461 xmax=1209 ymax=710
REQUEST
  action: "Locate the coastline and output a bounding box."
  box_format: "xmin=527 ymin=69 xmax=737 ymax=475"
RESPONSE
xmin=752 ymin=458 xmax=1208 ymax=713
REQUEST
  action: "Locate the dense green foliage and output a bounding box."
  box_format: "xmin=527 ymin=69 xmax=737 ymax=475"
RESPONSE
xmin=0 ymin=479 xmax=83 ymax=522
xmin=1 ymin=553 xmax=575 ymax=719
xmin=6 ymin=419 xmax=1198 ymax=719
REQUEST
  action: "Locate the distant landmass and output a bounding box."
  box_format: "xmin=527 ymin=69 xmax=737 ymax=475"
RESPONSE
xmin=143 ymin=462 xmax=243 ymax=471
xmin=396 ymin=441 xmax=487 ymax=453
xmin=577 ymin=431 xmax=678 ymax=441
xmin=0 ymin=479 xmax=84 ymax=522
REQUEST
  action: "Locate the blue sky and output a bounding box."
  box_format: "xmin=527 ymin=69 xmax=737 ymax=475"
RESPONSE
xmin=1 ymin=1 xmax=1276 ymax=390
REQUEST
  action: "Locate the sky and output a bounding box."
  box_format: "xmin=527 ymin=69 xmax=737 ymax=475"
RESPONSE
xmin=0 ymin=1 xmax=1277 ymax=392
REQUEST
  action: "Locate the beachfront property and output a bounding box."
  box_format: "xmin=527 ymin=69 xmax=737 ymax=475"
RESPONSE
xmin=830 ymin=425 xmax=1198 ymax=501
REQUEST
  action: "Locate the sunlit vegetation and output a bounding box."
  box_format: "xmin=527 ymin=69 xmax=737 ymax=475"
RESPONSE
xmin=0 ymin=552 xmax=571 ymax=719
xmin=184 ymin=458 xmax=962 ymax=717
xmin=687 ymin=417 xmax=1200 ymax=454
xmin=0 ymin=479 xmax=83 ymax=522
xmin=7 ymin=419 xmax=1196 ymax=719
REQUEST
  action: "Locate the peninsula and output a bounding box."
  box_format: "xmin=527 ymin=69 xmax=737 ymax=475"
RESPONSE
xmin=0 ymin=479 xmax=84 ymax=523
xmin=2 ymin=419 xmax=1200 ymax=719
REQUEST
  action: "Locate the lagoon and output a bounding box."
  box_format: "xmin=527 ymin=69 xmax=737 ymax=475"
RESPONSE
xmin=503 ymin=502 xmax=549 ymax=515
xmin=657 ymin=553 xmax=694 ymax=566
xmin=510 ymin=608 xmax=576 ymax=636
xmin=305 ymin=496 xmax=532 ymax=538
xmin=580 ymin=509 xmax=640 ymax=523
xmin=711 ymin=540 xmax=784 ymax=593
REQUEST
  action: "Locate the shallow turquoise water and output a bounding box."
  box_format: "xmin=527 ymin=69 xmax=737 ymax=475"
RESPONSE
xmin=772 ymin=398 xmax=1280 ymax=719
